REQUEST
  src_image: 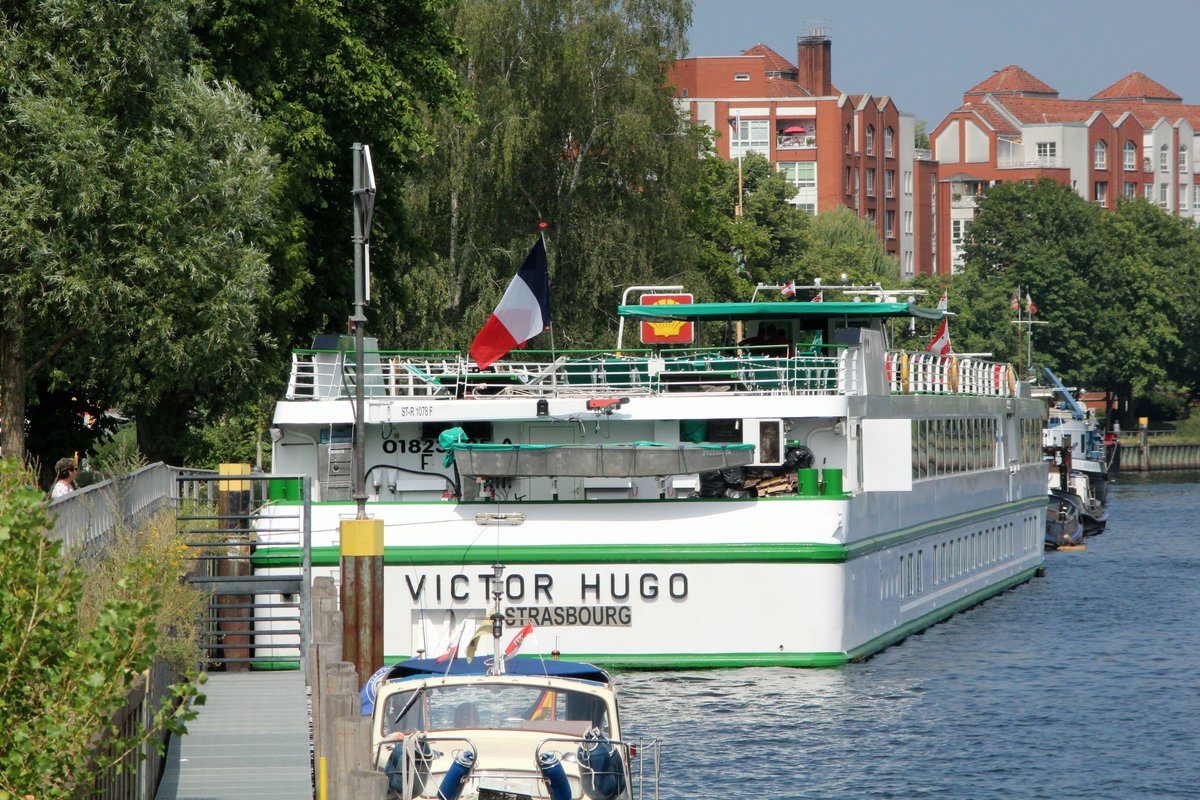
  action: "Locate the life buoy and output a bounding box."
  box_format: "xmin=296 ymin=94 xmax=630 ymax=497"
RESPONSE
xmin=1006 ymin=364 xmax=1017 ymax=396
xmin=900 ymin=352 xmax=910 ymax=395
xmin=947 ymin=357 xmax=959 ymax=393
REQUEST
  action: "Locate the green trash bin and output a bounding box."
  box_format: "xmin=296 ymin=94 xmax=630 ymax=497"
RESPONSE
xmin=797 ymin=468 xmax=819 ymax=497
xmin=269 ymin=478 xmax=301 ymax=501
xmin=821 ymin=468 xmax=843 ymax=496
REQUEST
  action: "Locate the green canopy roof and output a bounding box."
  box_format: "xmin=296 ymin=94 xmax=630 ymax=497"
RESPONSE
xmin=618 ymin=301 xmax=944 ymax=322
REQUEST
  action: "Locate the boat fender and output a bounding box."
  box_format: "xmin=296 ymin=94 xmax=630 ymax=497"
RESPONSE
xmin=899 ymin=352 xmax=910 ymax=395
xmin=436 ymin=750 xmax=475 ymax=800
xmin=384 ymin=735 xmax=434 ymax=799
xmin=1006 ymin=365 xmax=1016 ymax=396
xmin=538 ymin=752 xmax=573 ymax=800
xmin=947 ymin=357 xmax=959 ymax=393
xmin=578 ymin=727 xmax=627 ymax=800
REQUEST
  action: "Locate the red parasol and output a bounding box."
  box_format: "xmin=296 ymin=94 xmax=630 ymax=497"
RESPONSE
xmin=782 ymin=125 xmax=806 ymax=134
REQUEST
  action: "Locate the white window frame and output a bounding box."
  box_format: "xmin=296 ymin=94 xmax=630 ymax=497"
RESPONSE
xmin=1094 ymin=140 xmax=1107 ymax=169
xmin=730 ymin=118 xmax=770 ymax=158
xmin=885 ymin=169 xmax=895 ymax=197
xmin=885 ymin=127 xmax=894 ymax=157
xmin=1036 ymin=142 xmax=1056 ymax=160
xmin=1123 ymin=141 xmax=1137 ymax=170
xmin=1159 ymin=182 xmax=1168 ymax=207
xmin=1180 ymin=146 xmax=1189 ymax=172
xmin=885 ymin=209 xmax=895 ymax=239
xmin=1145 ymin=183 xmax=1154 ymax=200
xmin=777 ymin=161 xmax=817 ymax=189
xmin=866 ymin=167 xmax=876 ymax=197
xmin=1194 ymin=184 xmax=1200 ymax=211
xmin=1160 ymin=144 xmax=1169 ymax=172
xmin=865 ymin=125 xmax=875 ymax=155
xmin=1123 ymin=181 xmax=1137 ymax=198
xmin=734 ymin=73 xmax=750 ymax=82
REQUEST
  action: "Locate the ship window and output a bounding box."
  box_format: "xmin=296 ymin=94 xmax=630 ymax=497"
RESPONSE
xmin=703 ymin=419 xmax=743 ymax=443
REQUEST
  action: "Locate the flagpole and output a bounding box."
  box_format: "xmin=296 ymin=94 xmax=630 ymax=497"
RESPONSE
xmin=540 ymin=225 xmax=556 ymax=365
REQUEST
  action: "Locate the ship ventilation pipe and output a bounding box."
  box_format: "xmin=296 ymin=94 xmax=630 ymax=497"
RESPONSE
xmin=437 ymin=750 xmax=475 ymax=800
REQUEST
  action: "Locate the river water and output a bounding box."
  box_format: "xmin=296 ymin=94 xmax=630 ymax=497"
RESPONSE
xmin=614 ymin=473 xmax=1200 ymax=799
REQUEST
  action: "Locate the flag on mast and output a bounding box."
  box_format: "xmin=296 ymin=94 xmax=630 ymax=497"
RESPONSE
xmin=470 ymin=237 xmax=552 ymax=370
xmin=927 ymin=318 xmax=952 ymax=355
xmin=464 ymin=620 xmax=490 ymax=663
xmin=1025 ymin=292 xmax=1038 ymax=315
xmin=435 ymin=619 xmax=471 ymax=662
xmin=780 ymin=281 xmax=796 ymax=297
xmin=936 ymin=291 xmax=948 ymax=312
xmin=812 ymin=289 xmax=824 ymax=302
xmin=1010 ymin=288 xmax=1020 ymax=311
xmin=505 ymin=623 xmax=536 ymax=657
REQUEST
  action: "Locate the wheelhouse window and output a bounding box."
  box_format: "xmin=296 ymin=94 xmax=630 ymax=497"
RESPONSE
xmin=380 ymin=683 xmax=611 ymax=739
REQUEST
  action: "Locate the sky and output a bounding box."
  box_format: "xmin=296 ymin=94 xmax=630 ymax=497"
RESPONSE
xmin=686 ymin=0 xmax=1200 ymax=127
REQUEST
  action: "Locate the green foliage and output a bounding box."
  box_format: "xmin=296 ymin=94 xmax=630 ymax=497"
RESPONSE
xmin=0 ymin=460 xmax=203 ymax=797
xmin=90 ymin=424 xmax=148 ymax=477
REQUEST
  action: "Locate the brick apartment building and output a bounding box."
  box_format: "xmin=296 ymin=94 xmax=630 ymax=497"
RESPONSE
xmin=667 ymin=30 xmax=936 ymax=278
xmin=932 ymin=65 xmax=1200 ymax=273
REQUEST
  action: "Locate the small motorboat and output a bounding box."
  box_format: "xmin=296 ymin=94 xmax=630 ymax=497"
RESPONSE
xmin=1045 ymin=489 xmax=1085 ymax=550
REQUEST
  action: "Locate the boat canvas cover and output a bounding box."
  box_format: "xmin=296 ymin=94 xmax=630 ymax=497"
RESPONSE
xmin=446 ymin=441 xmax=756 ymax=478
xmin=618 ymin=300 xmax=945 ymax=322
xmin=384 ymin=657 xmax=611 ymax=685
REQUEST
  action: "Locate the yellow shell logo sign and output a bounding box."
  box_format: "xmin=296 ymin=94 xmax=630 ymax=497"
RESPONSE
xmin=648 ymin=298 xmax=685 ymax=337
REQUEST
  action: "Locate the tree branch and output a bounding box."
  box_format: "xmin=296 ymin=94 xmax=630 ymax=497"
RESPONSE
xmin=24 ymin=325 xmax=87 ymax=381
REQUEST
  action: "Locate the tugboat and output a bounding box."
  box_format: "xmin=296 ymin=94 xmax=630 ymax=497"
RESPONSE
xmin=1039 ymin=369 xmax=1110 ymax=539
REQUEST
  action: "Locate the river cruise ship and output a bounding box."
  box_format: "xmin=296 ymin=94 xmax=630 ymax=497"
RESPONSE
xmin=261 ymin=288 xmax=1047 ymax=668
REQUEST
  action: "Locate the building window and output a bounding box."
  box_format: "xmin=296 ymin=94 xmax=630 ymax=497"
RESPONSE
xmin=1181 ymin=146 xmax=1189 ymax=172
xmin=1124 ymin=141 xmax=1137 ymax=170
xmin=844 ymin=124 xmax=852 ymax=153
xmin=1181 ymin=184 xmax=1189 ymax=209
xmin=1159 ymin=183 xmax=1168 ymax=207
xmin=1094 ymin=181 xmax=1107 ymax=204
xmin=885 ymin=126 xmax=894 ymax=156
xmin=951 ymin=219 xmax=965 ymax=244
xmin=796 ymin=203 xmax=816 ymax=215
xmin=1160 ymin=144 xmax=1169 ymax=172
xmin=866 ymin=167 xmax=876 ymax=196
xmin=734 ymin=73 xmax=750 ymax=82
xmin=866 ymin=208 xmax=875 ymax=223
xmin=1123 ymin=182 xmax=1137 ymax=198
xmin=1094 ymin=140 xmax=1107 ymax=169
xmin=1145 ymin=183 xmax=1154 ymax=200
xmin=681 ymin=88 xmax=688 ymax=98
xmin=905 ymin=210 xmax=913 ymax=235
xmin=777 ymin=161 xmax=816 ymax=188
xmin=865 ymin=125 xmax=875 ymax=155
xmin=885 ymin=210 xmax=895 ymax=238
xmin=844 ymin=166 xmax=852 ymax=194
xmin=1194 ymin=184 xmax=1200 ymax=211
xmin=1036 ymin=142 xmax=1056 ymax=161
xmin=885 ymin=169 xmax=895 ymax=197
xmin=905 ymin=170 xmax=913 ymax=195
xmin=730 ymin=118 xmax=769 ymax=158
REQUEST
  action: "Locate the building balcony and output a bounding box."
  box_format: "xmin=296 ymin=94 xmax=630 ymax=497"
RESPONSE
xmin=951 ymin=194 xmax=979 ymax=209
xmin=777 ymin=135 xmax=817 ymax=150
xmin=997 ymin=157 xmax=1061 ymax=169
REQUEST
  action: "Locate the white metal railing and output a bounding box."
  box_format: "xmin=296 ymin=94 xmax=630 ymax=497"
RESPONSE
xmin=997 ymin=157 xmax=1061 ymax=169
xmin=286 ymin=348 xmax=858 ymax=400
xmin=885 ymin=352 xmax=1017 ymax=397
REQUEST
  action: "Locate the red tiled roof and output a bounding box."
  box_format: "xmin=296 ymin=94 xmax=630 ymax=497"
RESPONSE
xmin=741 ymin=43 xmax=795 ymax=74
xmin=965 ymin=65 xmax=1058 ymax=97
xmin=960 ymin=102 xmax=1020 ymax=136
xmin=764 ymin=78 xmax=812 ymax=98
xmin=994 ymin=96 xmax=1200 ymax=129
xmin=1091 ymin=72 xmax=1182 ymax=103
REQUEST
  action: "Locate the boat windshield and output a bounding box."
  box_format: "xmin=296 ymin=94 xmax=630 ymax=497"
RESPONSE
xmin=381 ymin=683 xmax=611 ymax=738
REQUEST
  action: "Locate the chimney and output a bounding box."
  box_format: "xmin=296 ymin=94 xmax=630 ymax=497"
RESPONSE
xmin=796 ymin=27 xmax=832 ymax=96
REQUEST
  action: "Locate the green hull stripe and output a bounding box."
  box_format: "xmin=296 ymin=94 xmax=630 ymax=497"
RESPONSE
xmin=253 ymin=497 xmax=1043 ymax=568
xmin=845 ymin=565 xmax=1040 ymax=661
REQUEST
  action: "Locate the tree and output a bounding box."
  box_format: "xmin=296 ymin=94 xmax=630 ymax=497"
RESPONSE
xmin=0 ymin=1 xmax=277 ymax=465
xmin=385 ymin=0 xmax=704 ymax=351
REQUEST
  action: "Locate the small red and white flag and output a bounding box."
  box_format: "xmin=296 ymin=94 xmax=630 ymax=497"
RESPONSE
xmin=1010 ymin=288 xmax=1020 ymax=311
xmin=470 ymin=237 xmax=552 ymax=370
xmin=1025 ymin=292 xmax=1038 ymax=316
xmin=435 ymin=619 xmax=471 ymax=662
xmin=812 ymin=290 xmax=824 ymax=302
xmin=927 ymin=318 xmax=952 ymax=355
xmin=936 ymin=291 xmax=948 ymax=312
xmin=780 ymin=281 xmax=796 ymax=297
xmin=505 ymin=623 xmax=536 ymax=657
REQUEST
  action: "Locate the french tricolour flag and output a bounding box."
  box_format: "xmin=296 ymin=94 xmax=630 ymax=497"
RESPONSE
xmin=470 ymin=238 xmax=552 ymax=370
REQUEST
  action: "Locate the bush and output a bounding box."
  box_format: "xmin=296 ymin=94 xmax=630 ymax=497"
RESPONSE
xmin=0 ymin=459 xmax=203 ymax=798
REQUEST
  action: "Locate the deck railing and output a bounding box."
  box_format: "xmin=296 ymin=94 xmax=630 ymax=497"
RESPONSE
xmin=286 ymin=347 xmax=1018 ymax=401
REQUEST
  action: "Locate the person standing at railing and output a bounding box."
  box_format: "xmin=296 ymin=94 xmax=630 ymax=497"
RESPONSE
xmin=51 ymin=457 xmax=77 ymax=499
